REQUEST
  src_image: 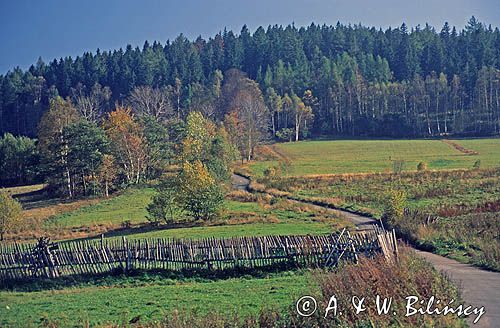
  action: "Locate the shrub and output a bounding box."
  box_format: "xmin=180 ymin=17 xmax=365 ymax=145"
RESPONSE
xmin=417 ymin=161 xmax=428 ymax=171
xmin=147 ymin=187 xmax=181 ymax=225
xmin=312 ymin=248 xmax=465 ymax=327
xmin=0 ymin=190 xmax=23 ymax=240
xmin=182 ymin=183 xmax=225 ymax=221
xmin=178 ymin=161 xmax=225 ymax=220
xmin=263 ymin=166 xmax=278 ymax=180
xmin=120 ymin=220 xmax=132 ymax=229
xmin=382 ymin=189 xmax=407 ymax=224
xmin=275 ymin=128 xmax=294 ymax=142
xmin=392 ymin=160 xmax=405 ymax=174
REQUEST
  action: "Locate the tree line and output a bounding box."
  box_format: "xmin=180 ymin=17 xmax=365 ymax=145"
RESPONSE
xmin=1 ymin=17 xmax=499 ymax=139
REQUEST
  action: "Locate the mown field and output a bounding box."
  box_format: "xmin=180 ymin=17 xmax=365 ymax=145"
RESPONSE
xmin=253 ymin=138 xmax=500 ymax=271
xmin=248 ymin=138 xmax=500 ymax=176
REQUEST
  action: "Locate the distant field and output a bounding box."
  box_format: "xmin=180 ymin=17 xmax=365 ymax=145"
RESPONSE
xmin=0 ymin=272 xmax=312 ymax=327
xmin=263 ymin=165 xmax=500 ymax=270
xmin=249 ymin=138 xmax=500 ymax=176
xmin=2 ymin=184 xmax=45 ymax=195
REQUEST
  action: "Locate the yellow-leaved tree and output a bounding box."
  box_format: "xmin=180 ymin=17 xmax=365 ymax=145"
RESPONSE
xmin=177 ymin=160 xmax=224 ymax=220
xmin=102 ymin=107 xmax=146 ymax=184
xmin=180 ymin=111 xmax=216 ymax=162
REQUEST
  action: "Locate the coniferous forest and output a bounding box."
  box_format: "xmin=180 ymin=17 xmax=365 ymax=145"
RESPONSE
xmin=1 ymin=17 xmax=499 ymax=140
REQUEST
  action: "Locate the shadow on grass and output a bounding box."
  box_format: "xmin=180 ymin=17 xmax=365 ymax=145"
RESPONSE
xmin=73 ymin=221 xmax=203 ymax=241
xmin=68 ymin=216 xmax=280 ymax=242
xmin=0 ymin=261 xmax=299 ymax=292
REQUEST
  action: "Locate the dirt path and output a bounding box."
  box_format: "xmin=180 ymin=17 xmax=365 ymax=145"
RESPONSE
xmin=442 ymin=139 xmax=480 ymax=155
xmin=231 ymin=173 xmax=500 ymax=328
xmin=231 ymin=173 xmax=251 ymax=191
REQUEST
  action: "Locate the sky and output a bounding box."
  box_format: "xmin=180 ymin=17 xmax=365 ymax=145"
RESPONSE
xmin=0 ymin=0 xmax=499 ymax=74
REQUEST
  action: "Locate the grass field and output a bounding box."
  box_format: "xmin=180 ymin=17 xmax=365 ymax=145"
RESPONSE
xmin=11 ymin=187 xmax=348 ymax=241
xmin=1 ymin=184 xmax=347 ymax=327
xmin=0 ymin=271 xmax=312 ymax=327
xmin=0 ymin=250 xmax=466 ymax=328
xmin=249 ymin=138 xmax=500 ymax=176
xmin=45 ymin=188 xmax=156 ymax=228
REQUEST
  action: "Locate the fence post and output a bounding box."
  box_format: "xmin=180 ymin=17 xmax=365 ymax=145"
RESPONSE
xmin=122 ymin=236 xmax=131 ymax=273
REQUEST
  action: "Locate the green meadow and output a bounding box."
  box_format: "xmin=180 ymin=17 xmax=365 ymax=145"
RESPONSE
xmin=0 ymin=272 xmax=313 ymax=327
xmin=249 ymin=138 xmax=500 ymax=176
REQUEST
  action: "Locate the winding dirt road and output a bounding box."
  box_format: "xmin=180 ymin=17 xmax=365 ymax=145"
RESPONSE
xmin=231 ymin=173 xmax=500 ymax=327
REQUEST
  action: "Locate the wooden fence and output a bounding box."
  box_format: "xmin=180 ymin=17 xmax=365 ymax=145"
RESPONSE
xmin=0 ymin=227 xmax=398 ymax=281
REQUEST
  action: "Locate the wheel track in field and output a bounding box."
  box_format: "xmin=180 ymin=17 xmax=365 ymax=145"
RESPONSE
xmin=231 ymin=173 xmax=500 ymax=328
xmin=442 ymin=139 xmax=480 ymax=155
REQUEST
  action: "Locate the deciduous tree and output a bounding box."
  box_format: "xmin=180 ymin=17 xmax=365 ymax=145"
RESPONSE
xmin=128 ymin=86 xmax=173 ymax=121
xmin=103 ymin=107 xmax=146 ymax=184
xmin=37 ymin=97 xmax=80 ymax=197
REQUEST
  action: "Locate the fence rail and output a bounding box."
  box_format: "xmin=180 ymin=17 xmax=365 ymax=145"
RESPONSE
xmin=0 ymin=227 xmax=397 ymax=281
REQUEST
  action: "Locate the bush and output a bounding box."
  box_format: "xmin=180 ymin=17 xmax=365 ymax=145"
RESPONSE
xmin=181 ymin=183 xmax=225 ymax=221
xmin=275 ymin=128 xmax=294 ymax=142
xmin=263 ymin=165 xmax=285 ymax=182
xmin=120 ymin=220 xmax=132 ymax=229
xmin=263 ymin=166 xmax=278 ymax=179
xmin=383 ymin=189 xmax=407 ymax=225
xmin=147 ymin=187 xmax=181 ymax=225
xmin=311 ymin=249 xmax=466 ymax=327
xmin=178 ymin=161 xmax=225 ymax=220
xmin=416 ymin=161 xmax=428 ymax=171
xmin=0 ymin=190 xmax=23 ymax=240
xmin=392 ymin=160 xmax=405 ymax=174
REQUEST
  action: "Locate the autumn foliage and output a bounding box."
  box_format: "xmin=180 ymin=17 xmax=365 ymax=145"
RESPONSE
xmin=103 ymin=106 xmax=146 ymax=184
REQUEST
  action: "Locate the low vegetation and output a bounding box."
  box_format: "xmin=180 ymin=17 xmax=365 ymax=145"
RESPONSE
xmin=260 ymin=157 xmax=500 ymax=270
xmin=0 ymin=190 xmax=23 ymax=240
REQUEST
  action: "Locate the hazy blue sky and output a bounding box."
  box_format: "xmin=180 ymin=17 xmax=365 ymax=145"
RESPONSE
xmin=0 ymin=0 xmax=498 ymax=73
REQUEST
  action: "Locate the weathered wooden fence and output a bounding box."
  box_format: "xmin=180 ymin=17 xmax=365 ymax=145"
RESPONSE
xmin=0 ymin=227 xmax=398 ymax=281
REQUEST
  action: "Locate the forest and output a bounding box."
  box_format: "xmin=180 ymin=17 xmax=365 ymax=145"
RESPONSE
xmin=1 ymin=17 xmax=499 ymax=139
xmin=0 ymin=17 xmax=499 ymax=188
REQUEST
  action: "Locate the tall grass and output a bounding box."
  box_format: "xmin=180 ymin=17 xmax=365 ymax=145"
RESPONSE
xmin=262 ymin=168 xmax=500 ymax=270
